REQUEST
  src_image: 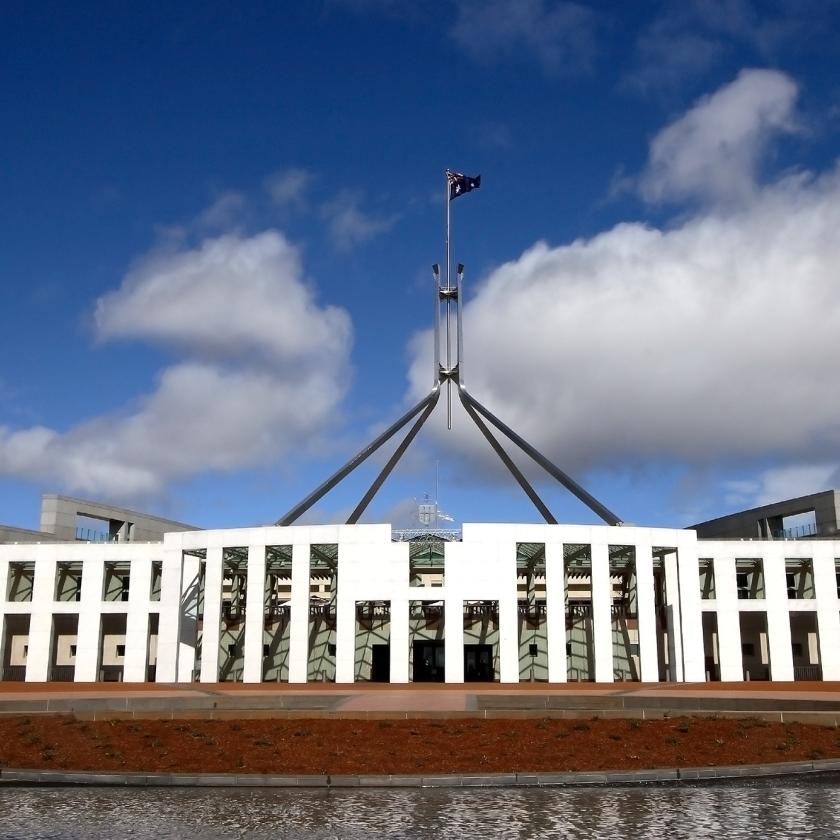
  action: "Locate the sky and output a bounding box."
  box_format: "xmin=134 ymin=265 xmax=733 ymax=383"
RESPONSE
xmin=3 ymin=0 xmax=840 ymax=533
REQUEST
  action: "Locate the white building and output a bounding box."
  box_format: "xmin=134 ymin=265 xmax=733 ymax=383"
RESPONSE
xmin=2 ymin=494 xmax=838 ymax=684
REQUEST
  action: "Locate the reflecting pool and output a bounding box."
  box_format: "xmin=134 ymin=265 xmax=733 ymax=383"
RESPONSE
xmin=2 ymin=778 xmax=840 ymax=839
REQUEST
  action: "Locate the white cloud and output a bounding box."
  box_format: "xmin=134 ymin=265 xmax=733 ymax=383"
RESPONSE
xmin=626 ymin=1 xmax=828 ymax=93
xmin=450 ymin=0 xmax=598 ymax=74
xmin=639 ymin=69 xmax=799 ymax=206
xmin=264 ymin=168 xmax=313 ymax=209
xmin=725 ymin=463 xmax=840 ymax=510
xmin=95 ymin=232 xmax=349 ymax=368
xmin=321 ymin=191 xmax=398 ymax=250
xmin=195 ymin=191 xmax=247 ymax=231
xmin=406 ymin=78 xmax=840 ymax=480
xmin=0 ymin=232 xmax=352 ymax=499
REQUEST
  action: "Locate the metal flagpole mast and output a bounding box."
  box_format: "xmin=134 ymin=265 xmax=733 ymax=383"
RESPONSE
xmin=445 ymin=170 xmax=452 ymax=429
xmin=275 ymin=169 xmax=624 ymax=528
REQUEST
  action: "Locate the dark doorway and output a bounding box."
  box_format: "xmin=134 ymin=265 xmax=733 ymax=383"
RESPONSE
xmin=370 ymin=644 xmax=390 ymax=682
xmin=464 ymin=644 xmax=494 ymax=681
xmin=413 ymin=640 xmax=445 ymax=682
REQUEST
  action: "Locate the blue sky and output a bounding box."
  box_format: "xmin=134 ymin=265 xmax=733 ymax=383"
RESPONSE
xmin=3 ymin=1 xmax=840 ymax=532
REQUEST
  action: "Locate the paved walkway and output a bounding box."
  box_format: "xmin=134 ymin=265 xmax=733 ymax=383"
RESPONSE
xmin=2 ymin=681 xmax=840 ymax=720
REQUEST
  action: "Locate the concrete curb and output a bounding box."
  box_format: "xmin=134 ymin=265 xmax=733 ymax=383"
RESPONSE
xmin=3 ymin=759 xmax=840 ymax=788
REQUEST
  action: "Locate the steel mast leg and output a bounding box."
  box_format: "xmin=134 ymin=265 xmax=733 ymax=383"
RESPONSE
xmin=276 ymin=390 xmax=439 ymax=526
xmin=460 ymin=388 xmax=623 ymax=526
xmin=347 ymin=389 xmax=441 ymax=524
xmin=459 ymin=389 xmax=557 ymax=524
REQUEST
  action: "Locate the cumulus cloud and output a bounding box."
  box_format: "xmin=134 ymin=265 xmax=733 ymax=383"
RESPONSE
xmin=321 ymin=191 xmax=399 ymax=250
xmin=450 ymin=0 xmax=598 ymax=74
xmin=724 ymin=463 xmax=840 ymax=511
xmin=0 ymin=232 xmax=352 ymax=499
xmin=406 ymin=73 xmax=840 ymax=484
xmin=639 ymin=69 xmax=799 ymax=206
xmin=95 ymin=232 xmax=348 ymax=368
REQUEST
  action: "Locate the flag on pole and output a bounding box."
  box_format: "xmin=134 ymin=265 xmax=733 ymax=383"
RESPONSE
xmin=447 ymin=170 xmax=481 ymax=200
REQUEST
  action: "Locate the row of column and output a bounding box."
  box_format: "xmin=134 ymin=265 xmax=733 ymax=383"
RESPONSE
xmin=153 ymin=539 xmax=705 ymax=684
xmin=0 ymin=555 xmax=159 ymax=683
xmin=704 ymin=548 xmax=840 ymax=681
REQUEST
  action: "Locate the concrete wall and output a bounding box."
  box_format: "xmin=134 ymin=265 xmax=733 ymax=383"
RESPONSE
xmin=693 ymin=490 xmax=840 ymax=539
xmin=39 ymin=495 xmax=198 ymax=543
xmin=4 ymin=521 xmax=840 ymax=685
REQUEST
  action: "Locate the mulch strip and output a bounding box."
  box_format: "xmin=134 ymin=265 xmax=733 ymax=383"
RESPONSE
xmin=1 ymin=716 xmax=839 ymax=775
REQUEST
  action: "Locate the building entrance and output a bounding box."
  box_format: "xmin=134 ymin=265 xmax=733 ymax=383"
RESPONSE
xmin=412 ymin=640 xmax=444 ymax=682
xmin=464 ymin=644 xmax=494 ymax=681
xmin=370 ymin=643 xmax=390 ymax=682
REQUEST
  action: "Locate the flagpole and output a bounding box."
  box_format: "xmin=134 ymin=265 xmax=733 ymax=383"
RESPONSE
xmin=445 ymin=170 xmax=452 ymax=429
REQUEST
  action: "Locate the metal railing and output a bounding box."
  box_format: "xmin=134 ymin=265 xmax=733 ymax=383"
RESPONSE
xmin=48 ymin=666 xmax=75 ymax=682
xmin=774 ymin=522 xmax=820 ymax=540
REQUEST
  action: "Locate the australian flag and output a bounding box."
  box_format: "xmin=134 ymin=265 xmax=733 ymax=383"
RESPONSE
xmin=448 ymin=170 xmax=481 ymax=200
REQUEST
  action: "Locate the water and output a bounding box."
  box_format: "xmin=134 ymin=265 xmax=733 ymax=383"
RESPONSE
xmin=2 ymin=780 xmax=840 ymax=839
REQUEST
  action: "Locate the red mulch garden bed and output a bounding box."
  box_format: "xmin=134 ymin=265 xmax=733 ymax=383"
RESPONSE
xmin=0 ymin=715 xmax=838 ymax=775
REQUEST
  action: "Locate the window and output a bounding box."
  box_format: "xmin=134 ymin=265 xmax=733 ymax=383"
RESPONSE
xmin=69 ymin=645 xmax=76 ymax=657
xmin=787 ymin=573 xmax=797 ymax=599
xmin=327 ymin=643 xmax=337 ymax=656
xmin=566 ymin=642 xmax=572 ymax=656
xmin=22 ymin=645 xmax=28 ymax=658
xmin=741 ymin=643 xmax=755 ymax=657
xmin=263 ymin=644 xmax=270 ymax=657
xmin=699 ymin=560 xmax=716 ymax=600
xmin=791 ymin=642 xmax=804 ymax=657
xmin=150 ymin=561 xmax=162 ymax=601
xmin=528 ymin=643 xmax=538 ymax=657
xmin=227 ymin=643 xmax=237 ymax=657
xmin=630 ymin=643 xmax=640 ymax=656
xmin=115 ymin=644 xmax=125 ymax=658
xmin=736 ymin=573 xmax=749 ymax=599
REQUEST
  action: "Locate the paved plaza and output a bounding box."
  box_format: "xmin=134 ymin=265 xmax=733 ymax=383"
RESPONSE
xmin=2 ymin=680 xmax=840 ymax=722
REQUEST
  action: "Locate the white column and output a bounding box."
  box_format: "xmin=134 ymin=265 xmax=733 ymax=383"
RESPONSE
xmin=0 ymin=558 xmax=7 ymax=677
xmin=663 ymin=550 xmax=684 ymax=681
xmin=75 ymin=556 xmax=105 ymax=682
xmin=763 ymin=550 xmax=793 ymax=681
xmin=25 ymin=556 xmax=55 ymax=682
xmin=176 ymin=553 xmax=201 ymax=682
xmin=243 ymin=544 xmax=266 ymax=683
xmin=199 ymin=547 xmax=223 ymax=683
xmin=288 ymin=543 xmax=310 ymax=683
xmin=635 ymin=542 xmax=659 ymax=683
xmin=335 ymin=591 xmax=355 ymax=684
xmin=813 ymin=545 xmax=840 ymax=679
xmin=714 ymin=555 xmax=743 ymax=681
xmin=123 ymin=555 xmax=152 ymax=682
xmin=389 ymin=597 xmax=409 ymax=683
xmin=154 ymin=547 xmax=184 ymax=682
xmin=445 ymin=598 xmax=465 ymax=683
xmin=676 ymin=533 xmax=706 ymax=682
xmin=591 ymin=542 xmax=613 ymax=683
xmin=498 ymin=588 xmax=519 ymax=684
xmin=545 ymin=542 xmax=566 ymax=683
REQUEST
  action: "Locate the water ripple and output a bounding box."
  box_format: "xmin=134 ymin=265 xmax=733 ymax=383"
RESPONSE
xmin=2 ymin=779 xmax=840 ymax=840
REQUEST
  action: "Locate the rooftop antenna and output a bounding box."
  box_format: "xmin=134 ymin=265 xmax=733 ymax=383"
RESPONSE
xmin=276 ymin=171 xmax=622 ymax=527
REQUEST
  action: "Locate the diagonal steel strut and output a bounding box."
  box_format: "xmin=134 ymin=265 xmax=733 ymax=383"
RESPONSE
xmin=347 ymin=389 xmax=440 ymax=524
xmin=276 ymin=389 xmax=439 ymax=526
xmin=460 ymin=388 xmax=623 ymax=526
xmin=459 ymin=391 xmax=557 ymax=524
